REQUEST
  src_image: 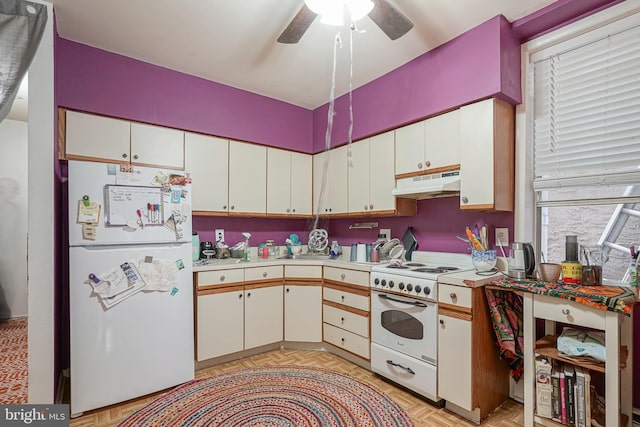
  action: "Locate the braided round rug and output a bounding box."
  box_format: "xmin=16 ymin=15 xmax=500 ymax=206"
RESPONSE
xmin=118 ymin=366 xmax=415 ymax=426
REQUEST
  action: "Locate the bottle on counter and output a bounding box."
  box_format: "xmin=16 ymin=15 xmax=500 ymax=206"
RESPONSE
xmin=242 ymin=232 xmax=251 ymax=262
xmin=192 ymin=232 xmax=200 ymax=262
xmin=561 ymin=235 xmax=582 ymax=284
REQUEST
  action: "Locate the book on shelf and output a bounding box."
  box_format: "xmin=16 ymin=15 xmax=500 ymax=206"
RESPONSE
xmin=535 ymin=357 xmax=553 ymax=419
xmin=551 ymin=361 xmax=561 ymax=422
xmin=564 ymin=364 xmax=576 ymax=426
xmin=559 ymin=368 xmax=567 ymax=424
xmin=584 ymin=370 xmax=592 ymax=427
xmin=575 ymin=366 xmax=587 ymax=427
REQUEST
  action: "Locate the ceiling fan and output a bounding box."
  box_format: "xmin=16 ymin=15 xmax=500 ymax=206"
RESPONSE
xmin=277 ymin=0 xmax=414 ymax=44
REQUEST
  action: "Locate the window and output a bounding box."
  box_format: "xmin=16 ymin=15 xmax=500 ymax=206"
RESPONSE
xmin=519 ymin=3 xmax=640 ymax=284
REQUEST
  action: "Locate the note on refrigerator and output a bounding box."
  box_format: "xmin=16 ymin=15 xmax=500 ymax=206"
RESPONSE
xmin=137 ymin=257 xmax=179 ymax=292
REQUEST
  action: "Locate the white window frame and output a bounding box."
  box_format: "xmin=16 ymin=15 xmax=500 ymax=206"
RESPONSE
xmin=516 ymin=0 xmax=640 ymax=246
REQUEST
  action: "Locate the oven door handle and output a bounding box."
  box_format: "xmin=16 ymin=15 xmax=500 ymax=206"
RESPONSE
xmin=377 ymin=293 xmax=427 ymax=307
xmin=386 ymin=359 xmax=416 ymax=375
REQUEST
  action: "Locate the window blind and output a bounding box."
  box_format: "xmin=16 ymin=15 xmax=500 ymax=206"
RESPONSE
xmin=533 ymin=23 xmax=640 ymax=190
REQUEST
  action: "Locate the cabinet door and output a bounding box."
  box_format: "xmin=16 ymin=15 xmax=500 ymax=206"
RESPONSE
xmin=244 ymin=285 xmax=283 ymax=349
xmin=65 ymin=111 xmax=130 ymax=162
xmin=347 ymin=139 xmax=370 ymax=213
xmin=313 ymin=151 xmax=329 ymax=215
xmin=267 ymin=148 xmax=291 ymax=215
xmin=394 ymin=120 xmax=425 ymax=176
xmin=290 ymin=152 xmax=312 ymax=215
xmin=438 ymin=314 xmax=472 ymax=410
xmin=197 ymin=290 xmax=244 ymax=361
xmin=228 ymin=141 xmax=266 ymax=214
xmin=459 ymin=99 xmax=495 ymax=208
xmin=284 ymin=285 xmax=322 ymax=342
xmin=130 ymin=122 xmax=184 ymax=169
xmin=185 ymin=133 xmax=229 ymax=212
xmin=329 ymin=145 xmax=348 ymax=214
xmin=369 ymin=131 xmax=396 ymax=212
xmin=424 ymin=109 xmax=460 ymax=171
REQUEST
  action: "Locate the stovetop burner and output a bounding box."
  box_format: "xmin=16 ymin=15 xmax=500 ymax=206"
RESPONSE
xmin=436 ymin=266 xmax=460 ymax=271
xmin=404 ymin=262 xmax=426 ymax=267
xmin=386 ymin=264 xmax=409 ymax=269
xmin=413 ymin=268 xmax=451 ymax=274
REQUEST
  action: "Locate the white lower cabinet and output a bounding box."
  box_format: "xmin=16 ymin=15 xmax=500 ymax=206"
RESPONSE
xmin=284 ymin=285 xmax=322 ymax=342
xmin=437 ymin=313 xmax=472 ymax=409
xmin=197 ymin=287 xmax=244 ymax=361
xmin=245 ymin=285 xmax=283 ymax=349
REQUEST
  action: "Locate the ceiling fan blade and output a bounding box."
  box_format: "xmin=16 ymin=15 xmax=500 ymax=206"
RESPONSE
xmin=277 ymin=5 xmax=317 ymax=44
xmin=368 ymin=0 xmax=414 ymax=40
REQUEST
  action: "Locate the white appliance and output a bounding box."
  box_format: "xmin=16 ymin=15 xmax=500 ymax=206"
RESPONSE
xmin=391 ymin=170 xmax=460 ymax=199
xmin=68 ymin=160 xmax=194 ymax=414
xmin=370 ymin=252 xmax=472 ymax=403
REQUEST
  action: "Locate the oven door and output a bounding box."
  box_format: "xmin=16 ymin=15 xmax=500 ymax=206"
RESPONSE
xmin=371 ymin=290 xmax=437 ymax=364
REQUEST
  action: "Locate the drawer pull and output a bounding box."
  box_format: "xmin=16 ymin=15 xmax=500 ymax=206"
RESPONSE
xmin=450 ymin=292 xmax=457 ymax=299
xmin=341 ymin=317 xmax=345 ymax=324
xmin=238 ymin=294 xmax=243 ymax=299
xmin=220 ymin=275 xmax=226 ymax=281
xmin=286 ymin=288 xmax=290 ymax=293
xmin=386 ymin=359 xmax=415 ymax=375
xmin=562 ymin=308 xmax=570 ymax=315
xmin=262 ymin=272 xmax=268 ymax=278
xmin=341 ymin=273 xmax=346 ymax=280
xmin=439 ymin=319 xmax=444 ymax=325
xmin=247 ymin=292 xmax=251 ymax=298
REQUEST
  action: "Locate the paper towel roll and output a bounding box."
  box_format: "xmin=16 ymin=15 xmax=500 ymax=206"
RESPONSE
xmin=356 ymin=243 xmax=367 ymax=263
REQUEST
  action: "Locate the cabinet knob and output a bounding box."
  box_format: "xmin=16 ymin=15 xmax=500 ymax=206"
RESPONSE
xmin=238 ymin=293 xmax=243 ymax=299
xmin=341 ymin=337 xmax=345 ymax=343
xmin=133 ymin=154 xmax=139 ymax=160
xmin=247 ymin=292 xmax=251 ymax=298
xmin=223 ymin=205 xmax=227 ymax=210
xmin=122 ymin=153 xmax=128 ymax=159
xmin=562 ymin=308 xmax=570 ymax=315
xmin=425 ymin=160 xmax=431 ymax=167
xmin=439 ymin=319 xmax=444 ymax=325
xmin=286 ymin=208 xmax=291 ymax=213
xmin=364 ymin=205 xmax=368 ymax=210
xmin=461 ymin=196 xmax=469 ymax=204
xmin=369 ymin=204 xmax=374 ymax=210
xmin=262 ymin=272 xmax=268 ymax=278
xmin=230 ymin=205 xmax=235 ymax=210
xmin=341 ymin=317 xmax=345 ymax=323
xmin=341 ymin=274 xmax=346 ymax=280
xmin=417 ymin=162 xmax=423 ymax=169
xmin=341 ymin=295 xmax=345 ymax=301
xmin=220 ymin=275 xmax=225 ymax=281
xmin=286 ymin=288 xmax=290 ymax=293
xmin=292 ymin=208 xmax=296 ymax=212
xmin=450 ymin=292 xmax=457 ymax=299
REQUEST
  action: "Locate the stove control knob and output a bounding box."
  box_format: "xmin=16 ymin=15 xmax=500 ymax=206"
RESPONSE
xmin=398 ymin=282 xmax=405 ymax=290
xmin=374 ymin=278 xmax=380 ymax=286
xmin=423 ymin=287 xmax=431 ymax=295
xmin=414 ymin=285 xmax=422 ymax=293
xmin=380 ymin=279 xmax=386 ymax=287
xmin=406 ymin=284 xmax=413 ymax=292
xmin=388 ymin=281 xmax=394 ymax=288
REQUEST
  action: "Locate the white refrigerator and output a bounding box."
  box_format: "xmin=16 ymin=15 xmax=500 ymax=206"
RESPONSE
xmin=68 ymin=160 xmax=194 ymax=414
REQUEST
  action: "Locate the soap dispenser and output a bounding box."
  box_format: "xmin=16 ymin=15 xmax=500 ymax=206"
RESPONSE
xmin=242 ymin=232 xmax=251 ymax=262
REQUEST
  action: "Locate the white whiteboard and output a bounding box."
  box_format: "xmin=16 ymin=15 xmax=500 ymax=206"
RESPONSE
xmin=104 ymin=185 xmax=164 ymax=226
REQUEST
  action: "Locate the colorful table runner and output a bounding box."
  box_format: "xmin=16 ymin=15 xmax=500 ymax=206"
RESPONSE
xmin=491 ymin=279 xmax=636 ymax=317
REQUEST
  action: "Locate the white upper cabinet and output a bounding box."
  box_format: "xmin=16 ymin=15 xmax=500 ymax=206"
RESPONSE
xmin=348 ymin=131 xmax=395 ymax=214
xmin=64 ymin=110 xmax=185 ymax=170
xmin=459 ymin=98 xmax=514 ymax=212
xmin=184 ymin=132 xmax=229 ymax=212
xmin=394 ymin=120 xmax=425 ymax=176
xmin=313 ymin=145 xmax=348 ymax=215
xmin=267 ymin=148 xmax=312 ymax=216
xmin=228 ymin=141 xmax=266 ymax=214
xmin=130 ymin=122 xmax=184 ymax=169
xmin=395 ymin=109 xmax=460 ymax=177
xmin=65 ymin=110 xmax=131 ymax=163
xmin=424 ymin=109 xmax=460 ymax=171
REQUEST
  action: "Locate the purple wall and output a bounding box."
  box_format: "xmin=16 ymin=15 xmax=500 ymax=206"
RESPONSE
xmin=312 ymin=15 xmax=522 ymax=151
xmin=55 ymin=39 xmax=313 ymax=152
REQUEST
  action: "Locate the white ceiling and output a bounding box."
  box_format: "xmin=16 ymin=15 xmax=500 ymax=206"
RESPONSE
xmin=46 ymin=1 xmax=557 ymax=110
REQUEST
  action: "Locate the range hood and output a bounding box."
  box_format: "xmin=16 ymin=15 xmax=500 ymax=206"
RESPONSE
xmin=391 ymin=170 xmax=460 ymax=199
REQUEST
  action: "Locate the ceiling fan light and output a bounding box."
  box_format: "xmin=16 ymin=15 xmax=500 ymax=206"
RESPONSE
xmin=303 ymin=0 xmax=326 ymax=15
xmin=319 ymin=5 xmax=345 ymax=26
xmin=346 ymin=0 xmax=374 ymax=22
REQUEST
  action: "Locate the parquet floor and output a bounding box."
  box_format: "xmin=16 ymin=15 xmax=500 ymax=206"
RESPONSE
xmin=69 ymin=348 xmax=524 ymax=426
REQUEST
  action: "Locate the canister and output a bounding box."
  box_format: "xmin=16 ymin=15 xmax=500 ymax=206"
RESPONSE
xmin=350 ymin=244 xmax=358 ymax=262
xmin=365 ymin=244 xmax=372 ymax=262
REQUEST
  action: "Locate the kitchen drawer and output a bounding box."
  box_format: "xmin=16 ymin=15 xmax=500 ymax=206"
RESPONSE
xmin=534 ymin=294 xmax=606 ymax=330
xmin=324 ymin=323 xmax=370 ymax=359
xmin=324 ymin=266 xmax=369 ymax=287
xmin=438 ymin=283 xmax=472 ymax=309
xmin=323 ymin=304 xmax=369 ymax=338
xmin=244 ymin=265 xmax=283 ymax=282
xmin=284 ymin=265 xmax=322 ymax=279
xmin=197 ymin=269 xmax=244 ymax=287
xmin=323 ymin=287 xmax=369 ymax=312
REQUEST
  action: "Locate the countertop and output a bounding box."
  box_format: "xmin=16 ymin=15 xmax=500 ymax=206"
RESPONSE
xmin=192 ymin=256 xmax=377 ymax=273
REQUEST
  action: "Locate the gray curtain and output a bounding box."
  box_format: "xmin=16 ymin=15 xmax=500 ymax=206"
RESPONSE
xmin=0 ymin=0 xmax=47 ymax=123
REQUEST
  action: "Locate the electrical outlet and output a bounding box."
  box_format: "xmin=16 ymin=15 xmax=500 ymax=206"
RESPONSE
xmin=495 ymin=228 xmax=509 ymax=247
xmin=379 ymin=228 xmax=391 ymax=240
xmin=215 ymin=229 xmax=225 ymax=243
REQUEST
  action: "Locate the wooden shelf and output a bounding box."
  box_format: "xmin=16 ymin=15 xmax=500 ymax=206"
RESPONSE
xmin=535 ymin=335 xmax=628 ymax=374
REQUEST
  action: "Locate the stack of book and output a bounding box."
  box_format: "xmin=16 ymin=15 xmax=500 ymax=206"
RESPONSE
xmin=535 ymin=357 xmax=594 ymax=426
